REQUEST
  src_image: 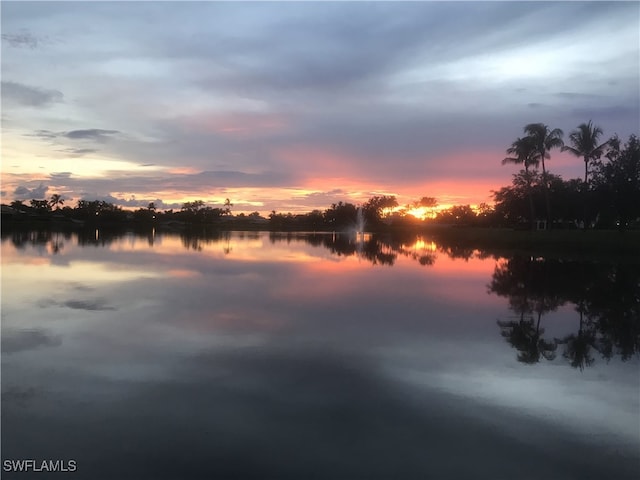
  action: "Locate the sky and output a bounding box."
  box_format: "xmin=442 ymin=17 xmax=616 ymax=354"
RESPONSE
xmin=1 ymin=1 xmax=639 ymax=214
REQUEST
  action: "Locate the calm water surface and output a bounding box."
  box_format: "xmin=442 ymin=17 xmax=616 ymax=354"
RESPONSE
xmin=2 ymin=230 xmax=639 ymax=479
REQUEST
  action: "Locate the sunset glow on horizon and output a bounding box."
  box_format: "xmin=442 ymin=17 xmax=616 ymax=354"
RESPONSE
xmin=2 ymin=2 xmax=638 ymax=215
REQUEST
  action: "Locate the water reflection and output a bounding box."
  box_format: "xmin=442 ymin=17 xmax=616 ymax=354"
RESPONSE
xmin=2 ymin=228 xmax=639 ymax=479
xmin=7 ymin=229 xmax=70 ymax=255
xmin=489 ymin=255 xmax=640 ymax=368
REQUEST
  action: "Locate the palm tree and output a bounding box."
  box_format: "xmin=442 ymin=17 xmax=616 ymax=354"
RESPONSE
xmin=523 ymin=123 xmax=564 ymax=227
xmin=562 ymin=120 xmax=609 ymax=185
xmin=503 ymin=136 xmax=539 ymax=229
xmin=49 ymin=194 xmax=64 ymax=210
xmin=561 ymin=121 xmax=610 ymax=229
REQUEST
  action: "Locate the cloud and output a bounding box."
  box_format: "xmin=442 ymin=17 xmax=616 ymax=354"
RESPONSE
xmin=49 ymin=172 xmax=72 ymax=181
xmin=1 ymin=81 xmax=63 ymax=107
xmin=1 ymin=31 xmax=41 ymax=49
xmin=63 ymin=129 xmax=120 ymax=141
xmin=1 ymin=2 xmax=638 ymax=212
xmin=37 ymin=297 xmax=117 ymax=311
xmin=77 ymin=194 xmax=180 ymax=210
xmin=26 ymin=129 xmax=119 ymax=145
xmin=63 ymin=299 xmax=116 ymax=311
xmin=58 ymin=148 xmax=98 ymax=156
xmin=27 ymin=129 xmax=58 ymax=140
xmin=1 ymin=328 xmax=61 ymax=354
xmin=555 ymin=92 xmax=604 ymax=100
xmin=13 ymin=183 xmax=48 ymax=200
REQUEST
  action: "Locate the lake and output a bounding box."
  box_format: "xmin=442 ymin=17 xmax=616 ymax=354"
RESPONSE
xmin=2 ymin=229 xmax=639 ymax=479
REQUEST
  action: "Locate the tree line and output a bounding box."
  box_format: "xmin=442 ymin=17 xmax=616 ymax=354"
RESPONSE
xmin=4 ymin=122 xmax=638 ymax=231
xmin=497 ymin=123 xmax=639 ymax=230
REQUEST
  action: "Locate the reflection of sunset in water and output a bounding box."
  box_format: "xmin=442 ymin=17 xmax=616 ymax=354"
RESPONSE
xmin=2 ymin=229 xmax=638 ymax=480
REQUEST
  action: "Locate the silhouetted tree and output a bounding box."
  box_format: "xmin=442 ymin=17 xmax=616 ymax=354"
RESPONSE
xmin=324 ymin=202 xmax=358 ymax=230
xmin=592 ymin=134 xmax=640 ymax=229
xmin=503 ymin=136 xmax=539 ymax=228
xmin=362 ymin=195 xmax=398 ymax=226
xmin=523 ymin=123 xmax=564 ymax=227
xmin=561 ymin=121 xmax=610 ymax=229
xmin=49 ymin=194 xmax=64 ymax=211
xmin=223 ymin=198 xmax=233 ymax=216
xmin=30 ymin=199 xmax=50 ymax=213
xmin=9 ymin=200 xmax=25 ymax=211
xmin=435 ymin=205 xmax=476 ymax=225
xmin=562 ymin=120 xmax=608 ymax=186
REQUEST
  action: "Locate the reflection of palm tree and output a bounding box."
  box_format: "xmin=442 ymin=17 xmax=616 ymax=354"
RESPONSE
xmin=223 ymin=231 xmax=232 ymax=255
xmin=491 ymin=256 xmax=561 ymax=363
xmin=556 ymin=308 xmax=596 ymax=371
xmin=50 ymin=231 xmax=64 ymax=254
xmin=498 ymin=311 xmax=557 ymax=364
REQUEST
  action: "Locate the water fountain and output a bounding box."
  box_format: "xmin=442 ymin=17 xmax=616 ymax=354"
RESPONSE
xmin=354 ymin=206 xmax=366 ymax=250
xmin=355 ymin=206 xmax=365 ymax=234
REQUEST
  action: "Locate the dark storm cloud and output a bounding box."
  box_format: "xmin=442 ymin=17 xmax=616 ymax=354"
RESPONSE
xmin=1 ymin=81 xmax=63 ymax=107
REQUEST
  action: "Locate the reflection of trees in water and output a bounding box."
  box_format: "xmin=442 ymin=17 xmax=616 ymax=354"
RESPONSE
xmin=556 ymin=307 xmax=597 ymax=370
xmin=490 ymin=255 xmax=640 ymax=368
xmin=76 ymin=228 xmax=123 ymax=247
xmin=307 ymin=233 xmax=399 ymax=266
xmin=268 ymin=232 xmax=440 ymax=267
xmin=5 ymin=229 xmax=71 ymax=254
xmin=498 ymin=315 xmax=557 ymax=363
xmin=180 ymin=230 xmax=224 ymax=252
xmin=491 ymin=256 xmax=561 ymax=363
